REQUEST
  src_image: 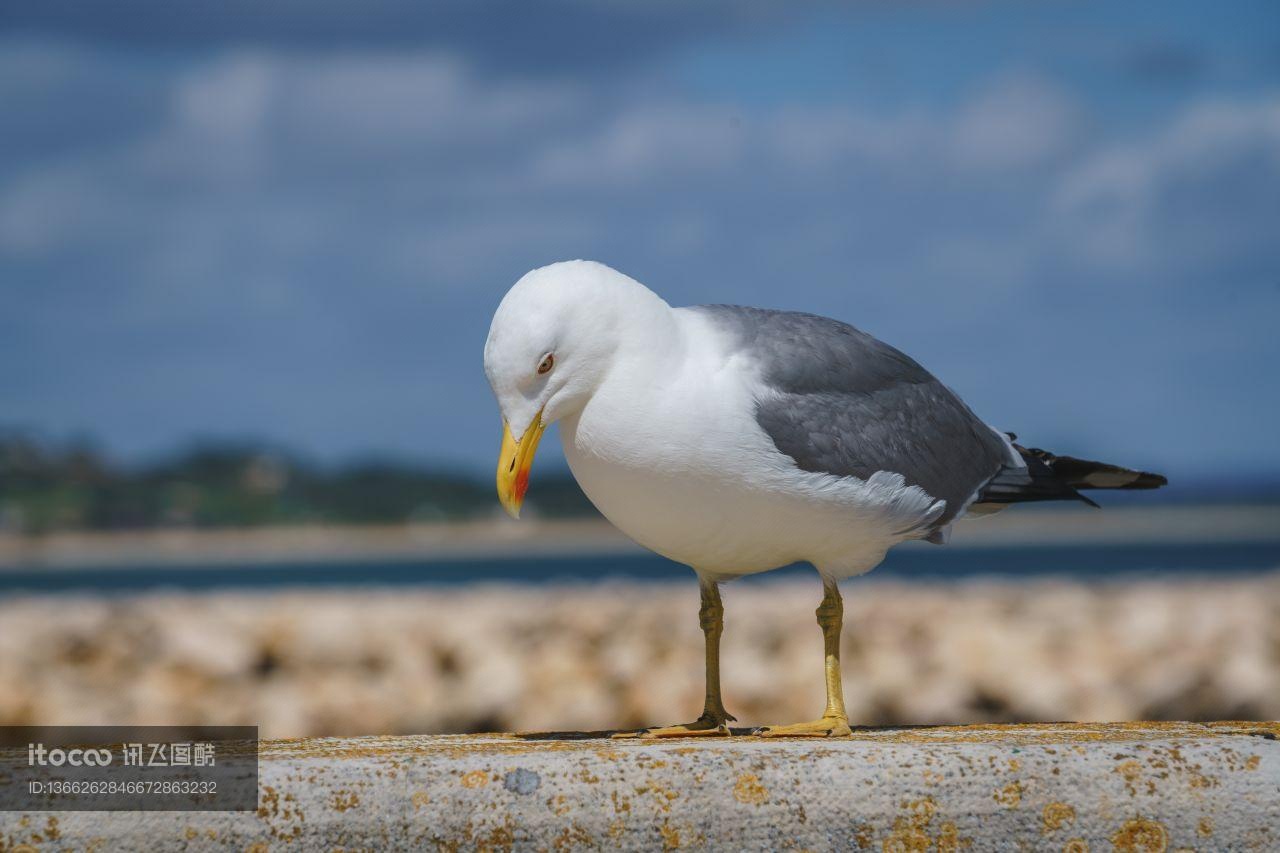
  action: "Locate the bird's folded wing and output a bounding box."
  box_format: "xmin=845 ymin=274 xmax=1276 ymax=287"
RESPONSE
xmin=691 ymin=304 xmax=1010 ymax=528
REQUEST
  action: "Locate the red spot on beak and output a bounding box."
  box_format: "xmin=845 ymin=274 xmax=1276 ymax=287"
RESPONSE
xmin=514 ymin=469 xmax=530 ymax=502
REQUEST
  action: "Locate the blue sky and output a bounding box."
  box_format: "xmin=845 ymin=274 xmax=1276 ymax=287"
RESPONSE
xmin=2 ymin=1 xmax=1278 ymax=484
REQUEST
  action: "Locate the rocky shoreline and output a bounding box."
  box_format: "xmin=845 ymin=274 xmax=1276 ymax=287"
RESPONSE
xmin=1 ymin=574 xmax=1275 ymax=737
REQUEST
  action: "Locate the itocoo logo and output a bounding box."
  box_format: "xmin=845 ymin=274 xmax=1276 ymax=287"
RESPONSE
xmin=28 ymin=744 xmax=113 ymax=767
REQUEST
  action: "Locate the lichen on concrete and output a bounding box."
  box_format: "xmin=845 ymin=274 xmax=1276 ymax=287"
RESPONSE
xmin=1 ymin=721 xmax=1276 ymax=851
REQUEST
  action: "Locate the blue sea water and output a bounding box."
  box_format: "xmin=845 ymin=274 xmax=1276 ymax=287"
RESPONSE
xmin=1 ymin=541 xmax=1277 ymax=595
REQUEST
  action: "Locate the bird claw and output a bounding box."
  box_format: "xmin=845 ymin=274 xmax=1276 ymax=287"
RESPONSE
xmin=753 ymin=716 xmax=853 ymax=738
xmin=612 ymin=716 xmax=734 ymax=739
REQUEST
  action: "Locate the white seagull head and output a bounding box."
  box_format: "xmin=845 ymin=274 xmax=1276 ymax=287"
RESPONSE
xmin=483 ymin=259 xmax=670 ymax=517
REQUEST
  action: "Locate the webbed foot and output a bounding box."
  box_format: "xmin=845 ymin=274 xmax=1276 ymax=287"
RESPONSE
xmin=753 ymin=715 xmax=852 ymax=738
xmin=612 ymin=712 xmax=736 ymax=739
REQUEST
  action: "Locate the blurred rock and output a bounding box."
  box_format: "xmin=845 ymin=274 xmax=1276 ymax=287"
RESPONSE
xmin=0 ymin=575 xmax=1276 ymax=737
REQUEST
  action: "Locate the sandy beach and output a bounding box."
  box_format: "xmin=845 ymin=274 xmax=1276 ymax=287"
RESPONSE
xmin=2 ymin=504 xmax=1277 ymax=570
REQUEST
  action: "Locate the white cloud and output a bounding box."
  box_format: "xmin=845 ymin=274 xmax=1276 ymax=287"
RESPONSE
xmin=0 ymin=44 xmax=590 ymax=263
xmin=531 ymin=103 xmax=747 ymax=188
xmin=764 ymin=74 xmax=1081 ymax=176
xmin=4 ymin=35 xmax=1272 ymax=310
xmin=176 ymin=54 xmax=275 ymax=141
xmin=0 ymin=170 xmax=89 ymax=254
xmin=279 ymin=53 xmax=581 ymax=152
xmin=766 ymin=107 xmax=933 ymax=172
xmin=387 ymin=215 xmax=600 ymax=284
xmin=537 ymin=73 xmax=1082 ymax=183
xmin=3 ymin=34 xmax=1279 ymax=472
xmin=951 ymin=74 xmax=1082 ymax=171
xmin=1053 ymin=96 xmax=1280 ymax=270
xmin=134 ymin=51 xmax=585 ymax=183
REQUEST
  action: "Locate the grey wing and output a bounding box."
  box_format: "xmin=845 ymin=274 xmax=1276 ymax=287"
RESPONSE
xmin=692 ymin=304 xmax=1010 ymax=530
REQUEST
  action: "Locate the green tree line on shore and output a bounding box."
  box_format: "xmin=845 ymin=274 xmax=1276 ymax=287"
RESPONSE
xmin=0 ymin=433 xmax=596 ymax=534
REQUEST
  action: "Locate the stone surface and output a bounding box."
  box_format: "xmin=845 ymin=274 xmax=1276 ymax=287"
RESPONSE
xmin=2 ymin=721 xmax=1277 ymax=851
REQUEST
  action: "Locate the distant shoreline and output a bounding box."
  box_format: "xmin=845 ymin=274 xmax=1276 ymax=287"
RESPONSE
xmin=1 ymin=504 xmax=1277 ymax=572
xmin=0 ymin=517 xmax=637 ymax=571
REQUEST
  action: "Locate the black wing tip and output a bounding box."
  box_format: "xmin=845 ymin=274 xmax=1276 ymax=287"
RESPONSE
xmin=1132 ymin=471 xmax=1169 ymax=489
xmin=1076 ymin=465 xmax=1169 ymax=491
xmin=1024 ymin=448 xmax=1169 ymax=492
xmin=980 ymin=442 xmax=1168 ymax=508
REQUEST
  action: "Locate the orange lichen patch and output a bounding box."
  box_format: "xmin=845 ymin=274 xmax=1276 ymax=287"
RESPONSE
xmin=993 ymin=781 xmax=1023 ymax=807
xmin=634 ymin=755 xmax=669 ymax=769
xmin=551 ymin=821 xmax=593 ymax=851
xmin=1061 ymin=839 xmax=1089 ymax=853
xmin=733 ymin=773 xmax=768 ymax=805
xmin=256 ymin=784 xmax=280 ymax=819
xmin=255 ymin=784 xmax=306 ymax=844
xmin=411 ymin=791 xmax=431 ymax=810
xmin=1197 ymin=817 xmax=1213 ymax=837
xmin=882 ymin=823 xmax=930 ymax=853
xmin=475 ymin=818 xmax=517 ymax=851
xmin=1110 ymin=817 xmax=1169 ymax=853
xmin=881 ymin=796 xmax=970 ymax=853
xmin=1244 ymin=755 xmax=1261 ymax=770
xmin=1042 ymin=802 xmax=1077 ymax=834
xmin=331 ymin=790 xmax=360 ymax=812
xmin=635 ymin=781 xmax=681 ymax=814
xmin=1115 ymin=760 xmax=1150 ymax=797
xmin=594 ymin=746 xmax=626 ymax=762
xmin=460 ymin=769 xmax=490 ymax=789
xmin=1186 ymin=768 xmax=1217 ymax=790
xmin=659 ymin=819 xmax=681 ymax=851
xmin=934 ymin=821 xmax=965 ymax=853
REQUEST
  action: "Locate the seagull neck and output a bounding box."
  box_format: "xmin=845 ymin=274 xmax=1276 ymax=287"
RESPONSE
xmin=612 ymin=293 xmax=684 ymax=370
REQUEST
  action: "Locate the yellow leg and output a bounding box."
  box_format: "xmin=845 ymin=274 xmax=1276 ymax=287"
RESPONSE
xmin=614 ymin=580 xmax=736 ymax=738
xmin=755 ymin=579 xmax=852 ymax=738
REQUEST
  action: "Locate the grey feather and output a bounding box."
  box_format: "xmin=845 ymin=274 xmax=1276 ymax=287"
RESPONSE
xmin=691 ymin=305 xmax=1009 ymax=529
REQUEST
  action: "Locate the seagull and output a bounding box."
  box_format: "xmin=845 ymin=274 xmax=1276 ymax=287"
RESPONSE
xmin=483 ymin=260 xmax=1166 ymax=738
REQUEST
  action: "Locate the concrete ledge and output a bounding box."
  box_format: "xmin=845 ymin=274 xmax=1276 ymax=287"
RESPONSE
xmin=3 ymin=722 xmax=1277 ymax=851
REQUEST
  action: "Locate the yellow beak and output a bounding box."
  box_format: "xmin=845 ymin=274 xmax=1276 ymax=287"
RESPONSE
xmin=496 ymin=410 xmax=547 ymax=519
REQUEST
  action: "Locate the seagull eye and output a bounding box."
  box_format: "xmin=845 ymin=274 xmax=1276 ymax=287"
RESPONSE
xmin=536 ymin=353 xmax=555 ymax=375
